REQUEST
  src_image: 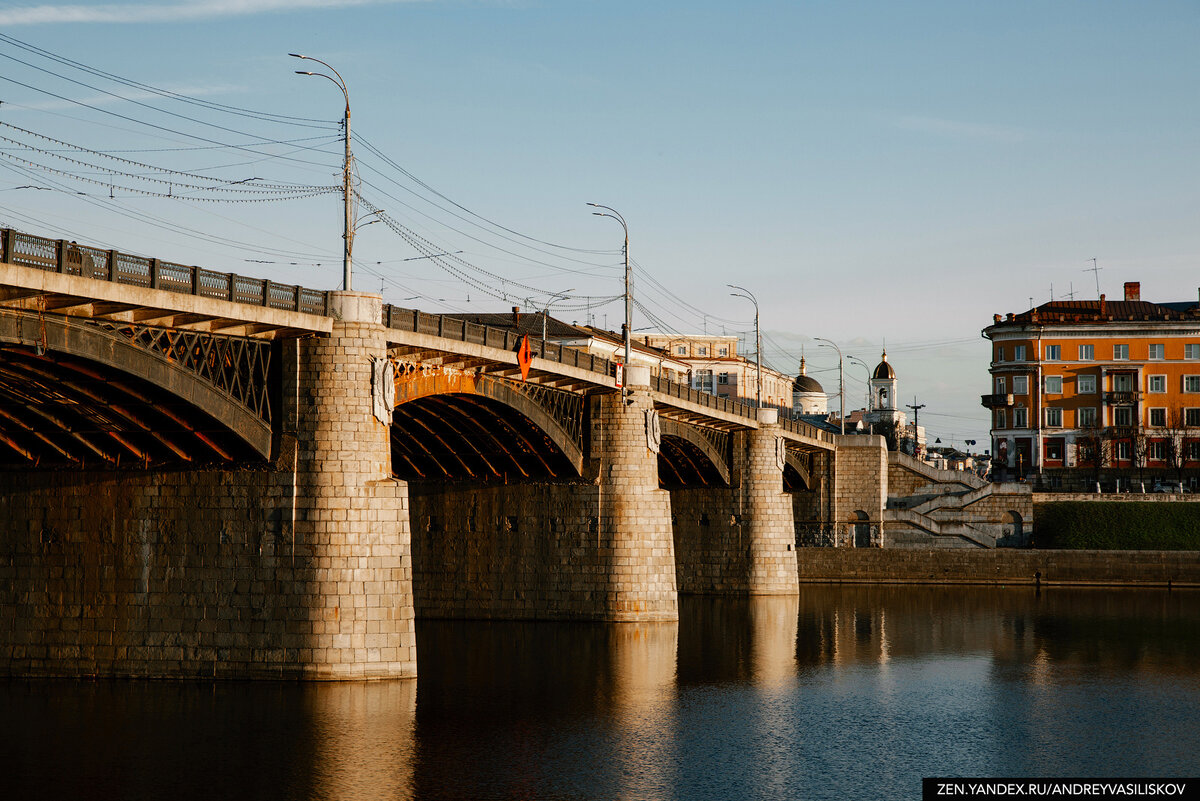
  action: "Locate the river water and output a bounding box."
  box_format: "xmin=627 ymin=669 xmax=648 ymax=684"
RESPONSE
xmin=4 ymin=586 xmax=1199 ymax=800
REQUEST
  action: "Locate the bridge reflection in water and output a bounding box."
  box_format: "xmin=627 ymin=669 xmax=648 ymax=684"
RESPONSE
xmin=3 ymin=587 xmax=1199 ymax=800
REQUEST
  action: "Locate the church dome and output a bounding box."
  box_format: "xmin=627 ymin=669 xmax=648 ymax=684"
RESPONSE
xmin=872 ymin=350 xmax=896 ymax=380
xmin=792 ymin=358 xmax=824 ymax=393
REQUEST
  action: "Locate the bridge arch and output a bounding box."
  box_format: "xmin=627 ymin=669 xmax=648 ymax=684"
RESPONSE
xmin=391 ymin=366 xmax=583 ymax=481
xmin=0 ymin=312 xmax=271 ymax=465
xmin=657 ymin=418 xmax=730 ymax=487
xmin=783 ymin=450 xmax=813 ymax=491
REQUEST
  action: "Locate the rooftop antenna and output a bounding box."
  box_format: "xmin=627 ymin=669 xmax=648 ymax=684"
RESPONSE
xmin=1085 ymin=258 xmax=1102 ymax=298
xmin=1066 ymin=282 xmax=1076 ymax=301
xmin=1050 ymin=283 xmax=1054 ymax=302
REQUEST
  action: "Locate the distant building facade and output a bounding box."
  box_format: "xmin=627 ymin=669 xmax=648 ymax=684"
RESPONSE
xmin=981 ymin=281 xmax=1200 ymax=488
xmin=640 ymin=333 xmax=795 ymax=409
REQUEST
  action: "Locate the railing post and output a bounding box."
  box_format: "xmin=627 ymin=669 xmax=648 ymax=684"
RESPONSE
xmin=437 ymin=315 xmax=444 ymax=338
xmin=0 ymin=229 xmax=8 ymax=263
xmin=191 ymin=266 xmax=200 ymax=296
xmin=227 ymin=273 xmax=236 ymax=302
xmin=56 ymin=240 xmax=66 ymax=273
xmin=293 ymin=285 xmax=302 ymax=312
xmin=107 ymin=250 xmax=118 ymax=282
xmin=150 ymin=258 xmax=161 ymax=289
xmin=262 ymin=279 xmax=271 ymax=307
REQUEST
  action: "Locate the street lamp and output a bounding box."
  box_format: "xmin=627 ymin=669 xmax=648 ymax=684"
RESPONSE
xmin=542 ymin=289 xmax=573 ymax=354
xmin=815 ymin=337 xmax=844 ymax=435
xmin=588 ymin=203 xmax=630 ymax=398
xmin=728 ymin=285 xmax=762 ymax=409
xmin=291 ymin=53 xmax=353 ymax=292
xmin=846 ymin=355 xmax=872 ymax=412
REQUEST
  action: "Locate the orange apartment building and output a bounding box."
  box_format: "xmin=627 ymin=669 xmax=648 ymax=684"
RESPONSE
xmin=981 ymin=282 xmax=1200 ymax=488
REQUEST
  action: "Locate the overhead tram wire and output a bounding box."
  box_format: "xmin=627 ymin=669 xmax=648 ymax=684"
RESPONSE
xmin=354 ymin=193 xmax=621 ymax=308
xmin=0 ymin=32 xmax=332 ymax=127
xmin=356 ymin=134 xmax=617 ymax=256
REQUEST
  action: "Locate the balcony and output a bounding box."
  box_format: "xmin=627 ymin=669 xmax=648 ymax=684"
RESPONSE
xmin=980 ymin=393 xmax=1014 ymax=409
xmin=1102 ymin=391 xmax=1142 ymax=406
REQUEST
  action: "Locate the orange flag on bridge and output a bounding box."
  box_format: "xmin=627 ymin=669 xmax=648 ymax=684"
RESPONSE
xmin=517 ymin=333 xmax=532 ymax=381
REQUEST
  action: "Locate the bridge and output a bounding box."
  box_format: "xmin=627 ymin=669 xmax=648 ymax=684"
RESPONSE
xmin=0 ymin=228 xmax=892 ymax=681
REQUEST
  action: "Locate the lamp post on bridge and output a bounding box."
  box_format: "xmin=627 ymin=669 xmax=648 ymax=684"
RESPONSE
xmin=542 ymin=289 xmax=573 ymax=355
xmin=291 ymin=53 xmax=354 ymax=293
xmin=587 ymin=204 xmax=630 ymax=399
xmin=815 ymin=337 xmax=844 ymax=435
xmin=727 ymin=285 xmax=761 ymax=409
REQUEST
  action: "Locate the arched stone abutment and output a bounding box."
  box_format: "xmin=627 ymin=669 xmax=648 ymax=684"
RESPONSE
xmin=0 ymin=311 xmax=271 ymax=464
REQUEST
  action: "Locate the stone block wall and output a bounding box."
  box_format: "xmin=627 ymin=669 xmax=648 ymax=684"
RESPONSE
xmin=670 ymin=486 xmax=749 ymax=594
xmin=831 ymin=436 xmax=888 ymax=546
xmin=795 ymin=547 xmax=1200 ymax=587
xmin=410 ymin=481 xmax=609 ymax=619
xmin=0 ymin=468 xmax=361 ymax=678
xmin=741 ymin=414 xmax=798 ymax=593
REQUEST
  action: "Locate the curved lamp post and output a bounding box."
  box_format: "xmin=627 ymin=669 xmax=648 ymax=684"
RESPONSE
xmin=815 ymin=337 xmax=844 ymax=435
xmin=727 ymin=285 xmax=761 ymax=409
xmin=543 ymin=289 xmax=573 ymax=353
xmin=291 ymin=53 xmax=353 ymax=292
xmin=846 ymin=355 xmax=872 ymax=412
xmin=587 ymin=203 xmax=630 ymax=398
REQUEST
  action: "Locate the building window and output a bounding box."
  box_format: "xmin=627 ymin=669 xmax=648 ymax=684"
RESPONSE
xmin=697 ymin=346 xmax=708 ymax=357
xmin=1117 ymin=441 xmax=1132 ymax=461
xmin=1014 ymin=408 xmax=1028 ymax=428
xmin=1078 ymin=344 xmax=1094 ymax=361
xmin=996 ymin=377 xmax=1006 ymax=394
xmin=1149 ymin=441 xmax=1166 ymax=461
xmin=1186 ymin=344 xmax=1200 ymax=360
xmin=1149 ymin=408 xmax=1167 ymax=427
xmin=694 ymin=369 xmax=714 ymax=393
xmin=1186 ymin=376 xmax=1200 ymax=393
xmin=1187 ymin=440 xmax=1200 ymax=460
xmin=1077 ymin=407 xmax=1097 ymax=427
xmin=1044 ymin=376 xmax=1063 ymax=394
xmin=1113 ymin=374 xmax=1134 ymax=392
xmin=1114 ymin=344 xmax=1129 ymax=360
xmin=1149 ymin=343 xmax=1165 ymax=360
xmin=675 ymin=345 xmax=687 ymax=355
xmin=1077 ymin=374 xmax=1096 ymax=394
xmin=1014 ymin=345 xmax=1027 ymax=361
xmin=717 ymin=372 xmax=729 ymax=385
xmin=1114 ymin=407 xmax=1134 ymax=427
xmin=718 ymin=347 xmax=728 ymax=357
xmin=1045 ymin=407 xmax=1062 ymax=428
xmin=996 ymin=347 xmax=1005 ymax=362
xmin=1012 ymin=376 xmax=1029 ymax=395
xmin=1046 ymin=440 xmax=1063 ymax=461
xmin=995 ymin=409 xmax=1006 ymax=429
xmin=1146 ymin=375 xmax=1166 ymax=393
xmin=1187 ymin=408 xmax=1200 ymax=427
xmin=1044 ymin=344 xmax=1061 ymax=361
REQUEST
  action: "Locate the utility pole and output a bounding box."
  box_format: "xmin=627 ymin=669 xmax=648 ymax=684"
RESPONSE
xmin=588 ymin=204 xmax=630 ymax=400
xmin=815 ymin=338 xmax=843 ymax=434
xmin=291 ymin=54 xmax=353 ymax=292
xmin=906 ymin=397 xmax=925 ymax=457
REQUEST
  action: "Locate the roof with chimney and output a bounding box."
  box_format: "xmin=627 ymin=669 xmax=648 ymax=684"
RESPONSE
xmin=986 ymin=282 xmax=1200 ymax=329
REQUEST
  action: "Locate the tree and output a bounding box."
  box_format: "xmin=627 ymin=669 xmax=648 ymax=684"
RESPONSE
xmin=875 ymin=419 xmax=900 ymax=452
xmin=1075 ymin=423 xmax=1107 ymax=490
xmin=1162 ymin=406 xmax=1192 ymax=484
xmin=1131 ymin=426 xmax=1150 ymax=491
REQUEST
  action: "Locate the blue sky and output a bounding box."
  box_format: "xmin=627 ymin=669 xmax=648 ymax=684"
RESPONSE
xmin=1 ymin=0 xmax=1198 ymax=447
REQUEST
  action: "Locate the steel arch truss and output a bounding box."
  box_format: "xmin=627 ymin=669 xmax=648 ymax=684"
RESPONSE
xmin=391 ymin=364 xmax=583 ymax=481
xmin=0 ymin=312 xmax=270 ymax=467
xmin=658 ymin=418 xmax=731 ymax=488
xmin=783 ymin=447 xmax=815 ymax=492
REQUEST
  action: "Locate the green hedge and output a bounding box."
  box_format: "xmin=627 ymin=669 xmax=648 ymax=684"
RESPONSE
xmin=1036 ymin=501 xmax=1200 ymax=550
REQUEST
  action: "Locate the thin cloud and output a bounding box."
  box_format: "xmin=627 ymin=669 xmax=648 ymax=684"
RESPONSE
xmin=891 ymin=114 xmax=1032 ymax=144
xmin=0 ymin=0 xmax=424 ymax=26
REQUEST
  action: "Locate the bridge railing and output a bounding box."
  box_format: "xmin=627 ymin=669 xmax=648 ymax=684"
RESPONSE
xmin=382 ymin=305 xmax=621 ymax=379
xmin=1 ymin=228 xmax=330 ymax=316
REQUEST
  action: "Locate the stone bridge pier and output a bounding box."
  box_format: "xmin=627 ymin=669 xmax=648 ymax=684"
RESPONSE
xmin=289 ymin=292 xmax=416 ymax=678
xmin=669 ymin=408 xmax=799 ymax=595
